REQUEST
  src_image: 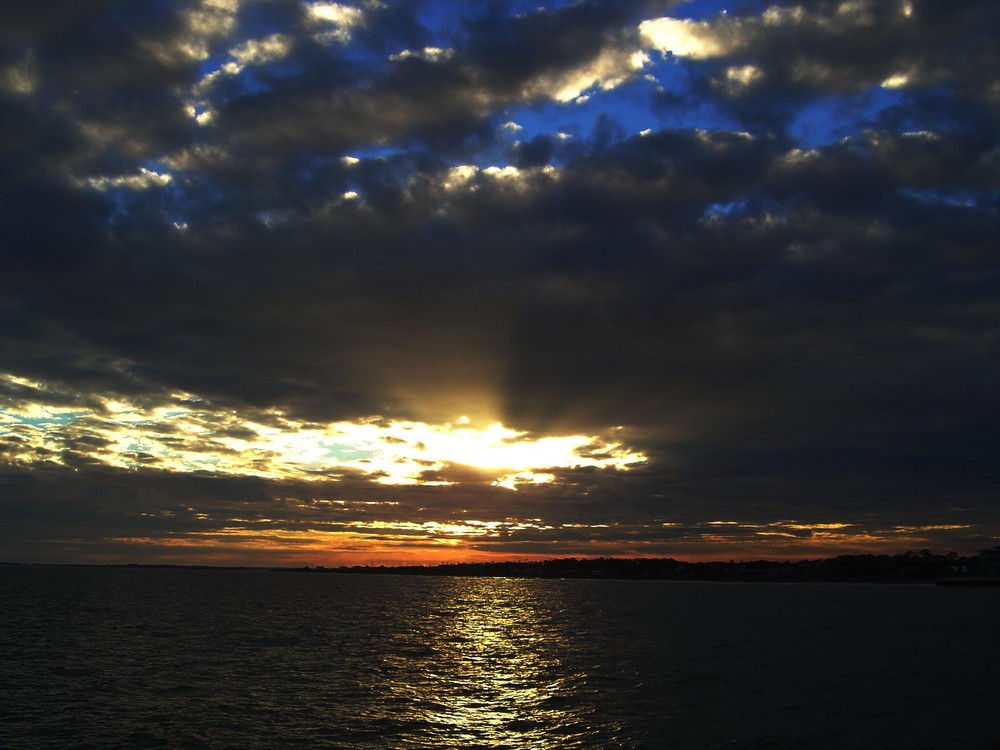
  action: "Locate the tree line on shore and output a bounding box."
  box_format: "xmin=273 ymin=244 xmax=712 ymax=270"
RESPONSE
xmin=295 ymin=548 xmax=997 ymax=583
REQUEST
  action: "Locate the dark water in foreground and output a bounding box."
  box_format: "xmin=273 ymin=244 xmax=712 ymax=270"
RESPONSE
xmin=1 ymin=566 xmax=998 ymax=749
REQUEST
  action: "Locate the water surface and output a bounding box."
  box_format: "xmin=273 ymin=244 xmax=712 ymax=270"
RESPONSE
xmin=1 ymin=566 xmax=998 ymax=748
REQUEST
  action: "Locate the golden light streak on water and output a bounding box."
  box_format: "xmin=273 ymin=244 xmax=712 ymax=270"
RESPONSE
xmin=370 ymin=577 xmax=608 ymax=748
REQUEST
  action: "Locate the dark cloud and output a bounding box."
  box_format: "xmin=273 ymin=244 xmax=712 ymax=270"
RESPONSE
xmin=2 ymin=0 xmax=998 ymax=563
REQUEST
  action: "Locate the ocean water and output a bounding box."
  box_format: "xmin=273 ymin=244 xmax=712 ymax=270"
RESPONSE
xmin=1 ymin=566 xmax=998 ymax=749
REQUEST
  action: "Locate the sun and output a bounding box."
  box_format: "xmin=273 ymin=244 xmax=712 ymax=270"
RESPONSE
xmin=355 ymin=416 xmax=645 ymax=489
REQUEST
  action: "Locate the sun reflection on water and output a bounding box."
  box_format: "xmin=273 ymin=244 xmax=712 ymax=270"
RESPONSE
xmin=430 ymin=580 xmax=579 ymax=745
xmin=366 ymin=577 xmax=621 ymax=748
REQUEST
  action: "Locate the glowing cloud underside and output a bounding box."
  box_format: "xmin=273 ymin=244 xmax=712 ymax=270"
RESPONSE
xmin=0 ymin=374 xmax=645 ymax=489
xmin=639 ymin=18 xmax=732 ymax=59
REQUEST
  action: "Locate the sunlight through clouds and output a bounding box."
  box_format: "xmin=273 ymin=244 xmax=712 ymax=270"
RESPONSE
xmin=306 ymin=1 xmax=369 ymax=44
xmin=141 ymin=0 xmax=241 ymax=65
xmin=228 ymin=33 xmax=295 ymax=65
xmin=639 ymin=18 xmax=733 ymax=59
xmin=4 ymin=0 xmax=998 ymax=565
xmin=74 ymin=168 xmax=174 ymax=192
xmin=527 ymin=45 xmax=650 ymax=103
xmin=0 ymin=375 xmax=645 ymax=488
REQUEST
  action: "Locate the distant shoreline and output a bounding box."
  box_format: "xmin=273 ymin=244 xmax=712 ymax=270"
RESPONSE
xmin=3 ymin=550 xmax=996 ymax=584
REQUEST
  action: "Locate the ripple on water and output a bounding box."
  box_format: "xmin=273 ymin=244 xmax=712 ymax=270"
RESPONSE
xmin=2 ymin=569 xmax=1000 ymax=749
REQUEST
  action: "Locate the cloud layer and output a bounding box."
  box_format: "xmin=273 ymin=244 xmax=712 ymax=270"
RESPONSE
xmin=2 ymin=0 xmax=998 ymax=564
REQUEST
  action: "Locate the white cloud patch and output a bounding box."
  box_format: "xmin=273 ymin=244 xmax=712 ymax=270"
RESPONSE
xmin=482 ymin=165 xmax=558 ymax=183
xmin=524 ymin=42 xmax=648 ymax=103
xmin=640 ymin=2 xmax=920 ymax=92
xmin=390 ymin=47 xmax=454 ymax=63
xmin=307 ymin=1 xmax=362 ymax=24
xmin=881 ymin=71 xmax=913 ymax=89
xmin=306 ymin=2 xmax=367 ymax=44
xmin=229 ymin=33 xmax=294 ymax=65
xmin=441 ymin=164 xmax=479 ymax=191
xmin=639 ymin=17 xmax=736 ymax=59
xmin=75 ymin=168 xmax=174 ymax=192
xmin=1 ymin=53 xmax=39 ymax=95
xmin=188 ymin=32 xmax=293 ymax=105
xmin=185 ymin=104 xmax=215 ymax=125
xmin=427 ymin=164 xmax=560 ymax=197
xmin=716 ymin=64 xmax=764 ymax=95
xmin=762 ymin=5 xmax=807 ymax=26
xmin=834 ymin=0 xmax=876 ymax=26
xmin=141 ymin=0 xmax=241 ymax=64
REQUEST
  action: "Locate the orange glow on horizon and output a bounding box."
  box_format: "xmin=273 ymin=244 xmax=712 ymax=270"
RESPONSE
xmin=91 ymin=526 xmax=968 ymax=568
xmin=61 ymin=512 xmax=975 ymax=568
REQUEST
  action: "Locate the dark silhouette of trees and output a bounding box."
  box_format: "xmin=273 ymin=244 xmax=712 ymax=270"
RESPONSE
xmin=296 ymin=550 xmax=988 ymax=583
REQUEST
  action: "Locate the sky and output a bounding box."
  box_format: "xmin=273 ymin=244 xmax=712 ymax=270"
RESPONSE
xmin=2 ymin=0 xmax=998 ymax=567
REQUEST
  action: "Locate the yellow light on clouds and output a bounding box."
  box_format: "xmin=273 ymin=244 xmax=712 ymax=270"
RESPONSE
xmin=639 ymin=18 xmax=730 ymax=59
xmin=0 ymin=375 xmax=646 ymax=488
